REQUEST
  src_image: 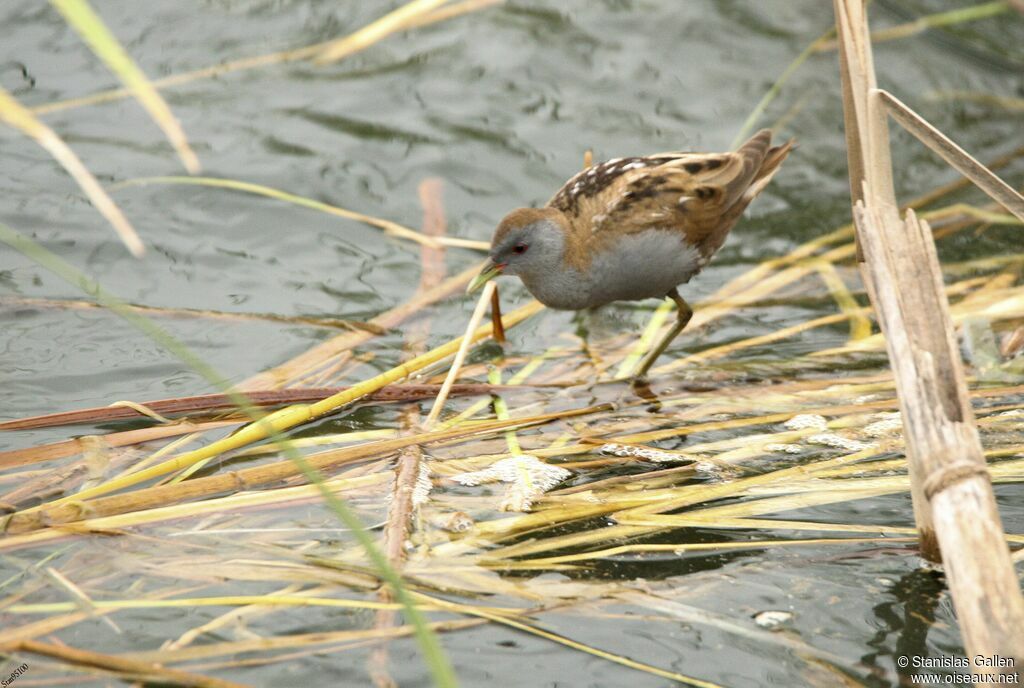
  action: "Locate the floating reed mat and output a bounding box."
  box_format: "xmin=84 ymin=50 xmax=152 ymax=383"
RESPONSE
xmin=4 ymin=3 xmax=1024 ymax=685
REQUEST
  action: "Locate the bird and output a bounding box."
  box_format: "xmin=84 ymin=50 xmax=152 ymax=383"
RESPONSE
xmin=468 ymin=129 xmax=793 ymax=380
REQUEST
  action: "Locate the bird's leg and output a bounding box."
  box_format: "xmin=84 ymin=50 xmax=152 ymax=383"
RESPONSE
xmin=633 ymin=288 xmax=693 ymax=381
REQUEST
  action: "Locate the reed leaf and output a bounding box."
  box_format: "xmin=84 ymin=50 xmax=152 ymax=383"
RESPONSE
xmin=49 ymin=0 xmax=200 ymax=174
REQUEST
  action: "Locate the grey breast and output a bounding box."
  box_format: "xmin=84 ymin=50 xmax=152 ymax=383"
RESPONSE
xmin=587 ymin=229 xmax=703 ymax=306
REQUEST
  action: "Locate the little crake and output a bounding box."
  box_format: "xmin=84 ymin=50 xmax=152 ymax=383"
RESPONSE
xmin=469 ymin=129 xmax=793 ymax=379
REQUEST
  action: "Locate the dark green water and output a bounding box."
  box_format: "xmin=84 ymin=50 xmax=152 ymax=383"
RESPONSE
xmin=1 ymin=1 xmax=1022 ymax=686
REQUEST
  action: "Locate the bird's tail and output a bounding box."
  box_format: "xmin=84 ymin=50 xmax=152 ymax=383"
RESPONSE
xmin=739 ymin=129 xmax=794 ymax=204
xmin=719 ymin=129 xmax=794 ymax=229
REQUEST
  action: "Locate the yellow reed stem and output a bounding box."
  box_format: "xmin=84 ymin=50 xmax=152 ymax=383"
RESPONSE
xmin=23 ymin=300 xmax=543 ymax=509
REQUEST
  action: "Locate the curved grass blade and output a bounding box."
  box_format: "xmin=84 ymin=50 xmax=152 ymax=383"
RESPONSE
xmin=0 ymin=87 xmax=144 ymax=257
xmin=116 ymin=176 xmax=489 ymax=250
xmin=49 ymin=0 xmax=201 ymax=174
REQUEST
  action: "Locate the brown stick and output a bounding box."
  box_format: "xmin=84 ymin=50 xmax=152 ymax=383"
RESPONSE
xmin=370 ymin=178 xmax=448 ymax=687
xmin=834 ymin=0 xmax=1024 ymax=668
xmin=490 ymin=286 xmax=506 ymax=344
xmin=0 ymin=384 xmax=519 ymax=432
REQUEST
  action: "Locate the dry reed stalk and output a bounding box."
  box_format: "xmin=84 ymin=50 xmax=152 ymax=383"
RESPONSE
xmin=407 ymin=592 xmax=722 ymax=688
xmin=414 ymin=179 xmax=450 ymax=313
xmin=49 ymin=0 xmax=200 ymax=174
xmin=8 ymin=594 xmax=427 ymax=616
xmin=10 ymin=299 xmax=543 ymax=511
xmin=812 ymin=284 xmax=1024 ymax=358
xmin=238 ymin=262 xmax=491 ymax=390
xmin=815 ymin=1 xmax=1013 ymax=52
xmin=0 ymin=611 xmax=94 ymax=649
xmin=1 ymin=403 xmax=606 ymax=534
xmin=10 ymin=638 xmax=244 ymax=688
xmin=31 ymin=0 xmax=503 ymax=116
xmin=122 ymin=619 xmax=485 ymax=666
xmin=812 ymin=260 xmax=872 ymax=339
xmin=116 ymin=176 xmax=488 ymax=251
xmin=0 ymin=485 xmax=404 ymax=556
xmin=0 ymin=420 xmax=239 ymax=470
xmin=490 ymin=286 xmax=506 ymax=343
xmin=371 ymin=407 xmax=424 ymax=688
xmin=0 ymin=384 xmax=507 ymax=432
xmin=669 ymin=264 xmax=1017 ymax=368
xmin=0 ymin=294 xmax=387 ymax=331
xmin=406 ymin=0 xmax=503 ymax=28
xmin=424 ymin=281 xmax=497 ymax=427
xmin=0 ymin=444 xmax=140 ymax=508
xmin=513 ymin=535 xmax=915 ymax=567
xmin=875 ymin=89 xmax=1024 ymax=221
xmin=371 ymin=177 xmax=448 ymax=688
xmin=833 ymin=0 xmax=1024 ymax=665
xmin=453 ymin=393 xmax=1022 ymax=558
xmin=314 ymin=0 xmax=450 ymax=64
xmin=162 ymin=582 xmax=306 ymax=652
xmin=433 ymin=442 xmax=887 ymax=561
xmin=909 ymin=145 xmax=1024 ymax=209
xmin=929 ymin=90 xmax=1024 ymax=112
xmin=0 ymin=88 xmax=144 ymax=256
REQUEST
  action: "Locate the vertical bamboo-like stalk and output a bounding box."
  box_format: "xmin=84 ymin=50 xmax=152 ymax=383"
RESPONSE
xmin=833 ymin=0 xmax=1024 ymax=671
xmin=832 ymin=0 xmax=935 ymax=555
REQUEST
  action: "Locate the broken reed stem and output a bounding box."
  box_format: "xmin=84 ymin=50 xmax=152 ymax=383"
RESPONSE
xmin=372 ymin=405 xmax=424 ymax=688
xmin=875 ymin=89 xmax=1024 ymax=222
xmin=834 ymin=0 xmax=1024 ymax=667
xmin=852 ymin=201 xmax=1024 ymax=664
xmin=490 ymin=286 xmax=506 ymax=343
xmin=372 ymin=176 xmax=448 ymax=687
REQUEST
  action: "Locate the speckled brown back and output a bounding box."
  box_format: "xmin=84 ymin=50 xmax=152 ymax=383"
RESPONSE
xmin=547 ymin=129 xmax=793 ymax=266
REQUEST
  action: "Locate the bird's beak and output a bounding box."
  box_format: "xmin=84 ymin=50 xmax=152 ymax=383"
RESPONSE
xmin=467 ymin=260 xmax=505 ymax=293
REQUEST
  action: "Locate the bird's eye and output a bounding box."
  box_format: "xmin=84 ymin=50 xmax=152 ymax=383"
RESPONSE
xmin=512 ymin=243 xmax=528 ymax=254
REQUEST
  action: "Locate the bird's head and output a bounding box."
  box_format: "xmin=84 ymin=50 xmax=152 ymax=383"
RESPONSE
xmin=468 ymin=207 xmax=570 ymax=293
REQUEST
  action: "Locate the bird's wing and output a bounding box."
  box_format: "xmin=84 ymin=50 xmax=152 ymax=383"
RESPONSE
xmin=582 ymin=130 xmax=790 ymax=255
